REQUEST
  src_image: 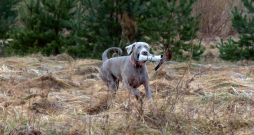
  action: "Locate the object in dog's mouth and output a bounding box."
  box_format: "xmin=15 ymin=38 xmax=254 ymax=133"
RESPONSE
xmin=138 ymin=54 xmax=163 ymax=62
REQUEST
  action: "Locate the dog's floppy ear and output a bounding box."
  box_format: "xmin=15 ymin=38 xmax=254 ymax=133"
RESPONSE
xmin=125 ymin=42 xmax=136 ymax=54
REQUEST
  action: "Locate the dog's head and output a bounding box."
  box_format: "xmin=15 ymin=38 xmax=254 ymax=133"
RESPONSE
xmin=125 ymin=42 xmax=150 ymax=66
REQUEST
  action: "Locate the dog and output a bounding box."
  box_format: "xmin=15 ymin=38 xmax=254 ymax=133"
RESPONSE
xmin=99 ymin=42 xmax=153 ymax=105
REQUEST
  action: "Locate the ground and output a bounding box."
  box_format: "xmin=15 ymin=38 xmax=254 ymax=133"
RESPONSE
xmin=0 ymin=53 xmax=254 ymax=134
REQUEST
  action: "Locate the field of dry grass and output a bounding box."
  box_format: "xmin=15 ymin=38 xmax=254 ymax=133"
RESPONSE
xmin=0 ymin=52 xmax=254 ymax=134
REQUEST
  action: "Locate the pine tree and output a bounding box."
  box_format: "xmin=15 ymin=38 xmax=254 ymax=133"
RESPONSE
xmin=62 ymin=1 xmax=89 ymax=59
xmin=6 ymin=0 xmax=45 ymax=56
xmin=139 ymin=0 xmax=204 ymax=61
xmin=6 ymin=0 xmax=79 ymax=56
xmin=41 ymin=0 xmax=78 ymax=54
xmin=216 ymin=37 xmax=241 ymax=61
xmin=0 ymin=0 xmax=20 ymax=39
xmin=217 ymin=0 xmax=254 ymax=61
xmin=73 ymin=0 xmax=148 ymax=59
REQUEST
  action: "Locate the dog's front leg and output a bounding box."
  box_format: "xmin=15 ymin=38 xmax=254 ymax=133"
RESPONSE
xmin=122 ymin=80 xmax=142 ymax=101
xmin=143 ymin=81 xmax=154 ymax=106
xmin=122 ymin=80 xmax=144 ymax=114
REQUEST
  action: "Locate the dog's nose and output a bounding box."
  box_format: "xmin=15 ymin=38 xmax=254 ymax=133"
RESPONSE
xmin=142 ymin=51 xmax=148 ymax=56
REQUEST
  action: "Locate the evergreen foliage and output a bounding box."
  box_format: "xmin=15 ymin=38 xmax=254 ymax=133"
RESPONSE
xmin=72 ymin=0 xmax=148 ymax=59
xmin=0 ymin=0 xmax=20 ymax=39
xmin=4 ymin=0 xmax=203 ymax=60
xmin=217 ymin=0 xmax=254 ymax=61
xmin=6 ymin=0 xmax=80 ymax=56
xmin=216 ymin=37 xmax=241 ymax=61
xmin=139 ymin=0 xmax=204 ymax=61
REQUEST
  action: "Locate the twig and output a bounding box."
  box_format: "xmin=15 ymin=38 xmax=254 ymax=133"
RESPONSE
xmin=191 ymin=125 xmax=204 ymax=134
xmin=185 ymin=65 xmax=212 ymax=89
xmin=231 ymin=86 xmax=239 ymax=95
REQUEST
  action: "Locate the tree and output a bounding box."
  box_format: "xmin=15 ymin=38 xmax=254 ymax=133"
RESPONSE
xmin=71 ymin=0 xmax=149 ymax=59
xmin=217 ymin=37 xmax=241 ymax=61
xmin=6 ymin=0 xmax=80 ymax=56
xmin=139 ymin=0 xmax=204 ymax=61
xmin=217 ymin=0 xmax=254 ymax=61
xmin=0 ymin=0 xmax=21 ymax=39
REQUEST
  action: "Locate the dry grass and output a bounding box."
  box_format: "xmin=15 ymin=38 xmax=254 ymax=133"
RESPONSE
xmin=0 ymin=54 xmax=254 ymax=134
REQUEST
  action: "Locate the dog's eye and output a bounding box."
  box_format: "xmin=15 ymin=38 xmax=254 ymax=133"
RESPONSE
xmin=138 ymin=46 xmax=141 ymax=49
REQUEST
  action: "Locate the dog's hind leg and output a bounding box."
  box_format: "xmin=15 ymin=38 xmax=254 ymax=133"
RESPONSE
xmin=100 ymin=70 xmax=118 ymax=94
xmin=108 ymin=81 xmax=118 ymax=94
xmin=114 ymin=79 xmax=120 ymax=90
xmin=100 ymin=70 xmax=119 ymax=108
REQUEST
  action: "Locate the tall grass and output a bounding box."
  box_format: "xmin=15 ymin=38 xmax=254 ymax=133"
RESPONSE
xmin=193 ymin=0 xmax=243 ymax=37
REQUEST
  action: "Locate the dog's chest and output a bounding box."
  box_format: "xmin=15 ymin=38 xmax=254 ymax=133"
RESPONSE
xmin=128 ymin=73 xmax=146 ymax=88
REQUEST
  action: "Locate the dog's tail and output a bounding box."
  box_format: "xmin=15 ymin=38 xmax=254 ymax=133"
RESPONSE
xmin=102 ymin=47 xmax=123 ymax=62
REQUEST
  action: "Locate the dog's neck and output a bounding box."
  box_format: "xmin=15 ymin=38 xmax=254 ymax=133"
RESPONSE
xmin=130 ymin=55 xmax=143 ymax=68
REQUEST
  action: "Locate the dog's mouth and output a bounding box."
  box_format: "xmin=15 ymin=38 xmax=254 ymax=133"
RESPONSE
xmin=137 ymin=53 xmax=147 ymax=64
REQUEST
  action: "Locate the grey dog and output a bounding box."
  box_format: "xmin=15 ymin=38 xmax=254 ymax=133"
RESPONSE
xmin=99 ymin=42 xmax=153 ymax=105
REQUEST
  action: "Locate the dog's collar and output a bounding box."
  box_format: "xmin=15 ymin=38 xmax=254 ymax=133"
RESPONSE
xmin=130 ymin=56 xmax=137 ymax=67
